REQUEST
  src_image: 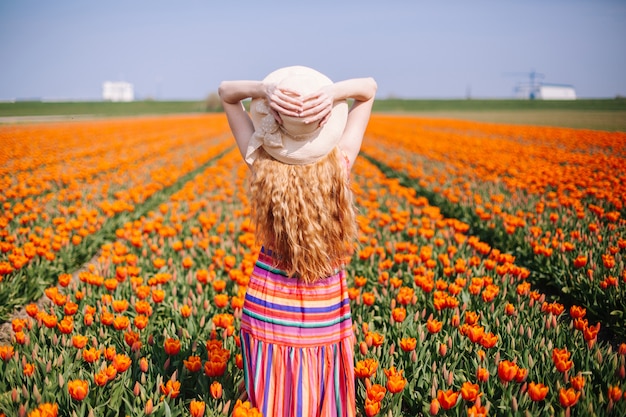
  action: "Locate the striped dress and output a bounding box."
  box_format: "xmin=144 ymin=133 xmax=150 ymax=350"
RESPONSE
xmin=240 ymin=248 xmax=355 ymax=417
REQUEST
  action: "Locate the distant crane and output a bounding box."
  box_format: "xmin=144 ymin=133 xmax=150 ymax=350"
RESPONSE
xmin=503 ymin=70 xmax=545 ymax=99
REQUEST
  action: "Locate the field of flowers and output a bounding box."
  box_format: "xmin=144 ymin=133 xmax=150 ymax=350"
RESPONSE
xmin=0 ymin=114 xmax=625 ymax=416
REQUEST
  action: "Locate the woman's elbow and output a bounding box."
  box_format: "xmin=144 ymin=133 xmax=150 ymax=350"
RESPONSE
xmin=217 ymin=82 xmax=228 ymax=101
xmin=368 ymin=77 xmax=378 ymax=91
xmin=363 ymin=77 xmax=378 ymax=100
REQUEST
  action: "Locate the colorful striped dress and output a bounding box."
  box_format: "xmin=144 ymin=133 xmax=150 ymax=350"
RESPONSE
xmin=240 ymin=248 xmax=355 ymax=417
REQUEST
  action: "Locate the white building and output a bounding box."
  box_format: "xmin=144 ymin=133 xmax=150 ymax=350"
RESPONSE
xmin=102 ymin=81 xmax=134 ymax=102
xmin=516 ymin=83 xmax=576 ymax=100
xmin=536 ymin=84 xmax=577 ymax=100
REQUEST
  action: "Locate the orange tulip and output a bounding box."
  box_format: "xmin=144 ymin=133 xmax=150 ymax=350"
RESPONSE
xmin=23 ymin=362 xmax=35 ymax=377
xmin=104 ymin=346 xmax=117 ymax=361
xmin=82 ymin=347 xmax=101 ymax=363
xmin=190 ymin=400 xmax=206 ymax=417
xmin=214 ymin=294 xmax=229 ymax=308
xmin=399 ymin=337 xmax=417 ymax=352
xmin=67 ymin=379 xmax=89 ymax=401
xmin=72 ymin=335 xmax=88 ymax=349
xmin=467 ymin=404 xmax=488 ymax=417
xmin=464 ymin=311 xmax=479 ymax=325
xmin=112 ymin=315 xmax=130 ymax=331
xmin=112 ymin=354 xmax=132 ymax=373
xmin=583 ymin=322 xmax=600 ymax=347
xmin=573 ymin=255 xmax=587 ymax=268
xmin=497 ymin=360 xmax=518 ymax=383
xmin=466 ymin=325 xmax=484 ymax=344
xmin=0 ymin=345 xmax=14 ymax=361
xmin=102 ymin=365 xmax=116 ymax=382
xmin=164 ymin=338 xmax=181 ymax=356
xmin=159 ymin=380 xmax=181 ymax=399
xmin=570 ymin=374 xmax=585 ymax=391
xmin=528 ymin=382 xmax=549 ymax=401
xmin=460 ymin=381 xmax=480 ymax=402
xmin=355 ymin=358 xmax=378 ymax=378
xmin=180 ymin=304 xmax=192 ymax=317
xmin=480 ymin=332 xmax=498 ymax=349
xmin=569 ymin=305 xmax=586 ymax=319
xmin=364 ymin=398 xmax=381 ymax=417
xmin=476 ymin=367 xmax=489 ymax=382
xmin=204 ymin=358 xmax=227 ymax=377
xmin=366 ymin=384 xmax=386 ymax=402
xmin=426 ymin=318 xmax=443 ymax=334
xmin=184 ymin=355 xmax=202 ymax=373
xmin=608 ymin=386 xmax=622 ymax=402
xmin=436 ymin=389 xmax=459 ymax=410
xmin=391 ymin=307 xmax=407 ymax=323
xmin=514 ymin=367 xmax=528 ymax=383
xmin=112 ymin=299 xmax=128 ymax=313
xmin=210 ymin=381 xmax=223 ymax=399
xmin=559 ymin=387 xmax=581 ymax=407
xmin=232 ymin=400 xmax=263 ymax=417
xmin=384 ymin=367 xmax=407 ymax=394
xmin=429 ymin=398 xmax=440 ymax=415
xmin=151 ymin=289 xmax=165 ymax=303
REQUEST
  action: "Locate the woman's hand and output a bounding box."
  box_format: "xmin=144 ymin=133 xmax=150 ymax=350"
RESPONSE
xmin=264 ymin=83 xmax=303 ymax=124
xmin=299 ymin=85 xmax=335 ymax=126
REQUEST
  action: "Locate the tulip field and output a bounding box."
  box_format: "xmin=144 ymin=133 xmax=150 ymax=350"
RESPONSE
xmin=0 ymin=113 xmax=625 ymax=416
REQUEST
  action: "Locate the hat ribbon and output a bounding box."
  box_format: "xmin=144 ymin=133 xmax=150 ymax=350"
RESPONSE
xmin=245 ymin=100 xmax=284 ymax=165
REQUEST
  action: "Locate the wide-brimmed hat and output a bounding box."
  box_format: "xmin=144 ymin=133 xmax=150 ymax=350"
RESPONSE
xmin=245 ymin=66 xmax=348 ymax=165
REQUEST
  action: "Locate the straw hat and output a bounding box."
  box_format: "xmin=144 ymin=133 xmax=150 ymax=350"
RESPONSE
xmin=245 ymin=66 xmax=348 ymax=165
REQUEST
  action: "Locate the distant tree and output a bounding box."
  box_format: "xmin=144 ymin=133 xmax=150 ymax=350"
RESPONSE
xmin=205 ymin=92 xmax=222 ymax=112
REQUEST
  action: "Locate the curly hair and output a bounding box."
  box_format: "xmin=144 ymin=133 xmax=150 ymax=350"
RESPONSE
xmin=249 ymin=147 xmax=356 ymax=283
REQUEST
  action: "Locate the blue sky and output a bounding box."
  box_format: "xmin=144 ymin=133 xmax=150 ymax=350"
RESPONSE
xmin=1 ymin=0 xmax=625 ymax=100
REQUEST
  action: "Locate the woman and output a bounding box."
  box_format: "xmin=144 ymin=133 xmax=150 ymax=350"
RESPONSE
xmin=219 ymin=66 xmax=376 ymax=417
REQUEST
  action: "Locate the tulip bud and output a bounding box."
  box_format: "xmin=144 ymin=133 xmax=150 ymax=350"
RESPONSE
xmin=411 ymin=350 xmax=417 ymax=363
xmin=365 ymin=378 xmax=372 ymax=390
xmin=512 ymin=396 xmax=518 ymax=412
xmin=134 ymin=381 xmax=141 ymax=396
xmin=439 ymin=343 xmax=447 ymax=357
xmin=18 ymin=404 xmax=26 ymax=417
xmin=429 ymin=398 xmax=440 ymax=415
xmin=145 ymin=398 xmax=153 ymax=414
xmin=33 ymin=384 xmax=41 ymax=403
xmin=59 ymin=373 xmax=64 ymax=388
xmin=359 ymin=341 xmax=368 ymax=355
xmin=222 ymin=400 xmax=232 ymax=415
xmin=11 ymin=387 xmax=19 ymax=402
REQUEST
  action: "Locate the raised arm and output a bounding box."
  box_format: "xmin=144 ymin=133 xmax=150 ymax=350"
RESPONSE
xmin=299 ymin=77 xmax=377 ymax=169
xmin=334 ymin=78 xmax=377 ymax=169
xmin=218 ymin=80 xmax=304 ymax=166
